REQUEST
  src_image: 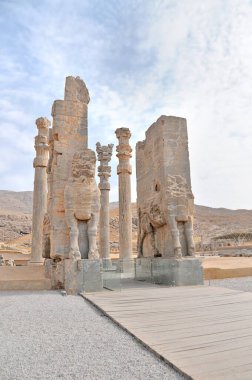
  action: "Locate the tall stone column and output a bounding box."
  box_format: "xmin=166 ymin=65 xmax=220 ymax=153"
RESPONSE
xmin=96 ymin=142 xmax=114 ymax=260
xmin=30 ymin=117 xmax=50 ymax=265
xmin=115 ymin=128 xmax=132 ymax=259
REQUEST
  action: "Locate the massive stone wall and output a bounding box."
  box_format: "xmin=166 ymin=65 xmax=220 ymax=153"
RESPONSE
xmin=136 ymin=115 xmax=195 ymax=258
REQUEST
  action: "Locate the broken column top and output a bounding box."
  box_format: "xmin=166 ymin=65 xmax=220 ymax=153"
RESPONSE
xmin=64 ymin=76 xmax=90 ymax=104
xmin=115 ymin=128 xmax=132 ymax=161
xmin=148 ymin=115 xmax=186 ymax=138
xmin=115 ymin=127 xmax=131 ymax=140
xmin=36 ymin=117 xmax=50 ymax=137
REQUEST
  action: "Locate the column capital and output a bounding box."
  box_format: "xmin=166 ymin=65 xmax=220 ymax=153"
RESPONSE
xmin=36 ymin=117 xmax=51 ymax=136
xmin=96 ymin=142 xmax=113 ymax=260
xmin=96 ymin=142 xmax=113 ymax=190
xmin=33 ymin=117 xmax=50 ymax=168
xmin=96 ymin=142 xmax=113 ymax=165
xmin=115 ymin=128 xmax=132 ymax=161
xmin=115 ymin=127 xmax=131 ymax=140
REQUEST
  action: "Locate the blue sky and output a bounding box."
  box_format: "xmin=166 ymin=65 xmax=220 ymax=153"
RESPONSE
xmin=1 ymin=0 xmax=252 ymax=209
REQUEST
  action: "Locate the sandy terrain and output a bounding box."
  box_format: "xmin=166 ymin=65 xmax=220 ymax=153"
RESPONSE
xmin=202 ymin=256 xmax=252 ymax=279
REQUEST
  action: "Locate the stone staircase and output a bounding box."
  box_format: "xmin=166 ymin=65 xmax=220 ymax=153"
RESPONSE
xmin=0 ymin=266 xmax=51 ymax=290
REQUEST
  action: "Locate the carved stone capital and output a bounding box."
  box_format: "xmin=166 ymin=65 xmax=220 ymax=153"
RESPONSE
xmin=98 ymin=165 xmax=111 ymax=175
xmin=116 ymin=144 xmax=132 ymax=160
xmin=96 ymin=142 xmax=113 ymax=163
xmin=96 ymin=143 xmax=113 ymax=192
xmin=117 ymin=164 xmax=132 ymax=175
xmin=115 ymin=127 xmax=131 ymax=140
xmin=33 ymin=119 xmax=50 ymax=168
xmin=99 ymin=182 xmax=110 ymax=191
xmin=115 ymin=128 xmax=132 ymax=163
xmin=36 ymin=117 xmax=51 ymax=136
xmin=33 ymin=157 xmax=49 ymax=168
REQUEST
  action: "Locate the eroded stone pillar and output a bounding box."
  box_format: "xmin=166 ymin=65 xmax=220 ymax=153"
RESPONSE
xmin=115 ymin=128 xmax=132 ymax=259
xmin=96 ymin=142 xmax=114 ymax=260
xmin=30 ymin=117 xmax=50 ymax=265
xmin=50 ymin=76 xmax=90 ymax=259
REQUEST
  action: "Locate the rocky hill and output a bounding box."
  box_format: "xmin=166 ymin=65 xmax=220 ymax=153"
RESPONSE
xmin=1 ymin=190 xmax=252 ymax=252
xmin=0 ymin=191 xmax=33 ymax=246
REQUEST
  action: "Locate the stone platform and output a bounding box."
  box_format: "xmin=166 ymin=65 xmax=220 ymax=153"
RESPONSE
xmin=84 ymin=283 xmax=252 ymax=380
xmin=45 ymin=259 xmax=103 ymax=294
xmin=136 ymin=257 xmax=203 ymax=286
xmin=0 ymin=266 xmax=51 ymax=290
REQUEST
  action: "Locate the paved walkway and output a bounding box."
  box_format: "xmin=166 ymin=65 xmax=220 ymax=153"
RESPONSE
xmin=85 ymin=284 xmax=252 ymax=380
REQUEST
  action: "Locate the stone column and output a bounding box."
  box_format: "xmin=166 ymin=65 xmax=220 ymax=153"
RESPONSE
xmin=29 ymin=117 xmax=50 ymax=265
xmin=115 ymin=128 xmax=132 ymax=259
xmin=96 ymin=142 xmax=114 ymax=260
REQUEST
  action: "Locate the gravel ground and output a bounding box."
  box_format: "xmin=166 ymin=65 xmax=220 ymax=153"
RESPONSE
xmin=205 ymin=276 xmax=252 ymax=292
xmin=0 ymin=291 xmax=184 ymax=380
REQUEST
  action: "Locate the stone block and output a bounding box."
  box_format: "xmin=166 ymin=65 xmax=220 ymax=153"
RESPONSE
xmin=64 ymin=259 xmax=103 ymax=294
xmin=116 ymin=259 xmax=135 ymax=279
xmin=135 ymin=258 xmax=203 ymax=286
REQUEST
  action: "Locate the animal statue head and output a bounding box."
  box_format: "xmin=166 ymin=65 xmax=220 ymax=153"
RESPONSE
xmin=71 ymin=149 xmax=96 ymax=183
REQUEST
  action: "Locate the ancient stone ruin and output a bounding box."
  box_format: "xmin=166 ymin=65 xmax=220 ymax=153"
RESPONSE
xmin=135 ymin=116 xmax=203 ymax=285
xmin=136 ymin=116 xmax=195 ymax=258
xmin=96 ymin=142 xmax=113 ymax=261
xmin=115 ymin=128 xmax=133 ymax=260
xmin=47 ymin=76 xmax=91 ymax=260
xmin=30 ymin=117 xmax=50 ymax=265
xmin=34 ymin=76 xmax=102 ymax=293
xmin=27 ymin=77 xmax=203 ymax=293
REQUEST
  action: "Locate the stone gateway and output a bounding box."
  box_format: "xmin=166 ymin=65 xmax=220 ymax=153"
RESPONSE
xmin=136 ymin=116 xmax=195 ymax=259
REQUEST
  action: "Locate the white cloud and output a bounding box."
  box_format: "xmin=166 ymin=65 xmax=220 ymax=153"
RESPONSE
xmin=0 ymin=0 xmax=252 ymax=209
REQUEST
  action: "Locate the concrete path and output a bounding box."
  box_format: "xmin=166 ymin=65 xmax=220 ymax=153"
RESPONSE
xmin=85 ymin=284 xmax=252 ymax=380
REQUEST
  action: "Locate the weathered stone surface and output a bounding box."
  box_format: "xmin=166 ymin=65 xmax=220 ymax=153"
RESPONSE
xmin=40 ymin=77 xmax=102 ymax=294
xmin=64 ymin=259 xmax=103 ymax=294
xmin=135 ymin=258 xmax=203 ymax=286
xmin=44 ymin=258 xmax=64 ymax=289
xmin=0 ymin=266 xmax=52 ymax=290
xmin=116 ymin=128 xmax=132 ymax=259
xmin=136 ymin=116 xmax=195 ymax=259
xmin=96 ymin=142 xmax=113 ymax=260
xmin=46 ymin=76 xmax=90 ymax=260
xmin=64 ymin=149 xmax=100 ymax=260
xmin=0 ymin=254 xmax=5 ymax=266
xmin=30 ymin=117 xmax=50 ymax=265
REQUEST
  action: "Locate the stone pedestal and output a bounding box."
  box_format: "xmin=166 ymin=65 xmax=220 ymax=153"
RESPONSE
xmin=29 ymin=117 xmax=50 ymax=265
xmin=117 ymin=259 xmax=135 ymax=279
xmin=45 ymin=258 xmax=103 ymax=294
xmin=135 ymin=258 xmax=203 ymax=286
xmin=65 ymin=259 xmax=103 ymax=294
xmin=115 ymin=128 xmax=132 ymax=260
xmin=96 ymin=143 xmax=113 ymax=260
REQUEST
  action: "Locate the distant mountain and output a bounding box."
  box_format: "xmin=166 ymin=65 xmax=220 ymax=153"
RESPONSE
xmin=0 ymin=190 xmax=33 ymax=214
xmin=1 ymin=190 xmax=252 ymax=249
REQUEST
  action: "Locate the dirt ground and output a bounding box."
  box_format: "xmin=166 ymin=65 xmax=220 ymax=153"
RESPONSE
xmin=201 ymin=256 xmax=252 ymax=279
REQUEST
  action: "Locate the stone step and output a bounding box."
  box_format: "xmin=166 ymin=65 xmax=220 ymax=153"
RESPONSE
xmin=0 ymin=266 xmax=52 ymax=290
xmin=0 ymin=279 xmax=52 ymax=290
